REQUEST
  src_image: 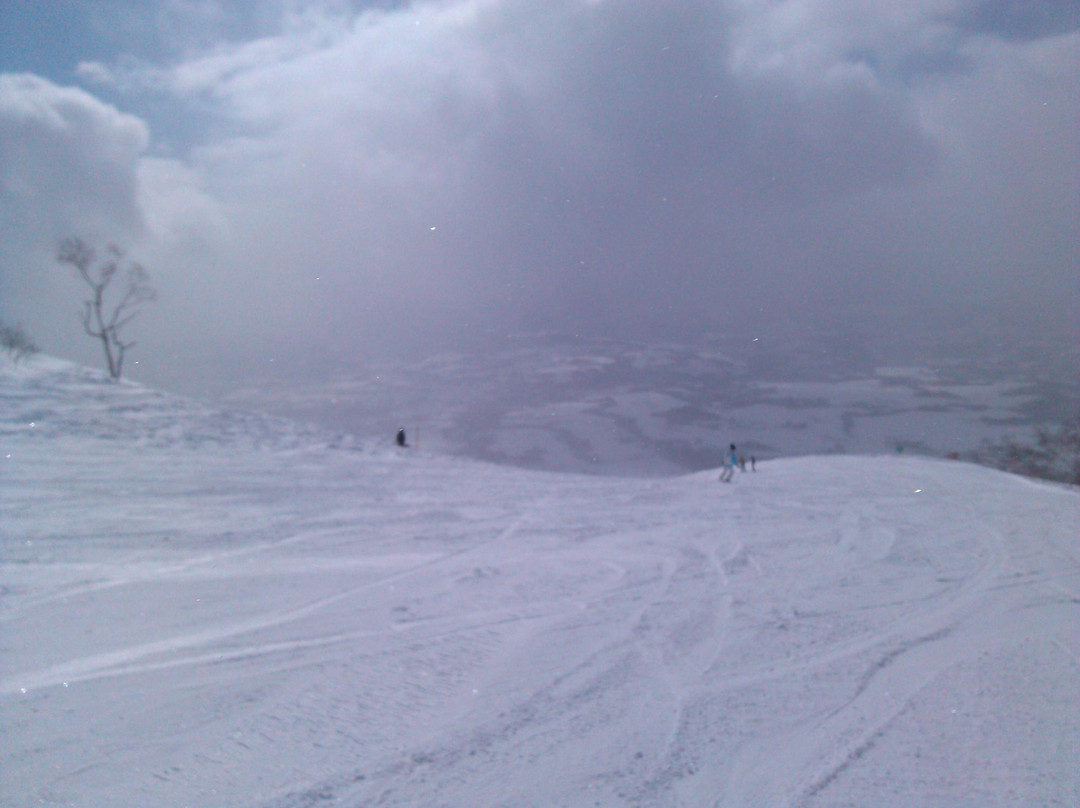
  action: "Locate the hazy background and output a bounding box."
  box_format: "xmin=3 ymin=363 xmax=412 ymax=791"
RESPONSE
xmin=1 ymin=0 xmax=1077 ymax=400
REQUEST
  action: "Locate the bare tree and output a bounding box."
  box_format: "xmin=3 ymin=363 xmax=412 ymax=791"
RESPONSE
xmin=0 ymin=322 xmax=39 ymax=364
xmin=57 ymin=237 xmax=156 ymax=380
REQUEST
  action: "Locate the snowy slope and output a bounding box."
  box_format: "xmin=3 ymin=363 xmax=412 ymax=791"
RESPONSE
xmin=2 ymin=356 xmax=1078 ymax=807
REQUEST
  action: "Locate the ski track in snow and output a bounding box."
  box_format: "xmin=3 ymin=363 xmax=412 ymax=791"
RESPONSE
xmin=2 ymin=357 xmax=1078 ymax=808
xmin=0 ymin=502 xmax=551 ymax=695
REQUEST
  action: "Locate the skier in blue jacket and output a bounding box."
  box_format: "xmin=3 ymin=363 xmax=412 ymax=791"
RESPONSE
xmin=719 ymin=443 xmax=737 ymax=482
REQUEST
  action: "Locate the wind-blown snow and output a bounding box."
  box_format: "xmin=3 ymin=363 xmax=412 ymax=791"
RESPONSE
xmin=2 ymin=356 xmax=1077 ymax=807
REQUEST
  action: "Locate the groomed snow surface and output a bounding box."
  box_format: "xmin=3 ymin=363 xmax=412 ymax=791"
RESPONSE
xmin=2 ymin=357 xmax=1078 ymax=807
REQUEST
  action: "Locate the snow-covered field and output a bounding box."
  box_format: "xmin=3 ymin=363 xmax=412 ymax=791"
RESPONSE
xmin=219 ymin=334 xmax=1076 ymax=476
xmin=2 ymin=356 xmax=1078 ymax=807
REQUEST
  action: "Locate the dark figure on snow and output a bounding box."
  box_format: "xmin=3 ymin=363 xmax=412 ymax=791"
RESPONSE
xmin=396 ymin=428 xmax=408 ymax=448
xmin=719 ymin=443 xmax=737 ymax=482
xmin=751 ymin=455 xmax=756 ymax=472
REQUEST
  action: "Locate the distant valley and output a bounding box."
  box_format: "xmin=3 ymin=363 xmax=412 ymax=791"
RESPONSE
xmin=221 ymin=329 xmax=1078 ymax=476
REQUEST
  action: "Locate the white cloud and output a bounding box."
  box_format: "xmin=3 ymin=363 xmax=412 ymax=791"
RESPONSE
xmin=0 ymin=73 xmax=229 ymax=370
xmin=0 ymin=73 xmax=149 ymax=242
xmin=74 ymin=60 xmax=118 ymax=86
xmin=1 ymin=1 xmax=1076 ymax=389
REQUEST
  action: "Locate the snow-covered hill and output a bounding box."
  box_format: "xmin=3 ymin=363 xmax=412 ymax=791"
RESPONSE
xmin=2 ymin=356 xmax=1077 ymax=807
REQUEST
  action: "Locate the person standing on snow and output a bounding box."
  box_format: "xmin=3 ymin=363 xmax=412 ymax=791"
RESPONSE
xmin=719 ymin=443 xmax=737 ymax=482
xmin=396 ymin=427 xmax=408 ymax=447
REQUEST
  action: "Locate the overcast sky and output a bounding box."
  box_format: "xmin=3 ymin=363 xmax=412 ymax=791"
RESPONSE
xmin=1 ymin=0 xmax=1077 ymax=391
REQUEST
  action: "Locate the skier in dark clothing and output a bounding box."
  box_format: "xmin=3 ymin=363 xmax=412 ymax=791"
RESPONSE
xmin=396 ymin=428 xmax=408 ymax=447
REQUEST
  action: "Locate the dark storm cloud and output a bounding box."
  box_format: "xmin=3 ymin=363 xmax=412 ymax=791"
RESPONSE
xmin=0 ymin=0 xmax=1077 ymax=389
xmin=958 ymin=0 xmax=1080 ymax=41
xmin=453 ymin=12 xmax=939 ymax=337
xmin=163 ymin=0 xmax=942 ymax=353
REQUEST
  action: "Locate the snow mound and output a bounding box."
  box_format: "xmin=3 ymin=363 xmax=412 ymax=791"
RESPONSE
xmin=0 ymin=354 xmax=362 ymax=452
xmin=2 ymin=357 xmax=1077 ymax=807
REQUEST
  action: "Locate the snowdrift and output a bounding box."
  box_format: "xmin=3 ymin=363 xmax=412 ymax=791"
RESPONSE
xmin=2 ymin=356 xmax=1077 ymax=807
